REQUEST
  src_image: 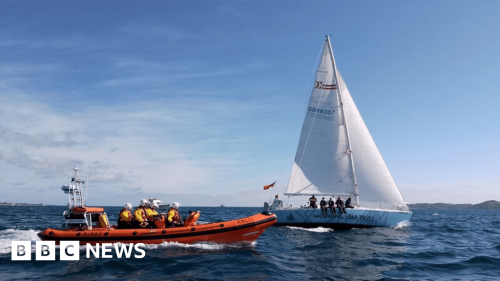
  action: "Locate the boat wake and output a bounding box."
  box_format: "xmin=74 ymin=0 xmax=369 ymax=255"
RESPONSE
xmin=0 ymin=228 xmax=258 ymax=256
xmin=393 ymin=220 xmax=411 ymax=229
xmin=286 ymin=226 xmax=333 ymax=233
xmin=0 ymin=229 xmax=41 ymax=255
xmin=150 ymin=240 xmax=257 ymax=251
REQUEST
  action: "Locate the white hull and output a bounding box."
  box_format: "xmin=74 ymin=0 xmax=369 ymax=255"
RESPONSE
xmin=158 ymin=204 xmax=170 ymax=210
xmin=272 ymin=208 xmax=412 ymax=230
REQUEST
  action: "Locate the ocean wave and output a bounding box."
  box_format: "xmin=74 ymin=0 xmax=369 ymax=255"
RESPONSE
xmin=465 ymin=255 xmax=500 ymax=266
xmin=0 ymin=229 xmax=41 ymax=255
xmin=286 ymin=226 xmax=333 ymax=233
xmin=482 ymin=228 xmax=500 ymax=235
xmin=441 ymin=224 xmax=468 ymax=233
xmin=414 ymin=255 xmax=500 ymax=276
xmin=392 ymin=220 xmax=411 ymax=229
xmin=399 ymin=250 xmax=456 ymax=260
xmin=148 ymin=240 xmax=256 ymax=251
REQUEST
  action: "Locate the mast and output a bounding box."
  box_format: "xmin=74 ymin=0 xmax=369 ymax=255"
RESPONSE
xmin=325 ymin=36 xmax=360 ymax=206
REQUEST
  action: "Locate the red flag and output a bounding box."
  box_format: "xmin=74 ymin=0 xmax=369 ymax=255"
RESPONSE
xmin=263 ymin=181 xmax=276 ymax=190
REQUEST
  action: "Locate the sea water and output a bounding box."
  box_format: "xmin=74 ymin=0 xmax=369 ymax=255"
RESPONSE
xmin=1 ymin=206 xmax=500 ymax=280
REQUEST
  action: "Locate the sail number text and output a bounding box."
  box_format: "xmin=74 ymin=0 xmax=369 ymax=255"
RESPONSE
xmin=307 ymin=107 xmax=335 ymax=121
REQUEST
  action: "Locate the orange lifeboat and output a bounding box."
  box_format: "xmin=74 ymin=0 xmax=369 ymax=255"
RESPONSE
xmin=38 ymin=210 xmax=276 ymax=245
xmin=39 ymin=167 xmax=276 ymax=245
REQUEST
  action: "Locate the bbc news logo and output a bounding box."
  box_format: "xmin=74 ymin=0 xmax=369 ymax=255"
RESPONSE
xmin=12 ymin=241 xmax=146 ymax=261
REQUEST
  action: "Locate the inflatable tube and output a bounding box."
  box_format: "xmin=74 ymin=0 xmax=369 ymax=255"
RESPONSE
xmin=183 ymin=211 xmax=200 ymax=227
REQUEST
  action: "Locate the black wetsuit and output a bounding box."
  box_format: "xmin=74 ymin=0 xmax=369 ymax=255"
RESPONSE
xmin=345 ymin=198 xmax=355 ymax=208
xmin=328 ymin=199 xmax=336 ymax=215
xmin=336 ymin=198 xmax=347 ymax=214
xmin=309 ymin=196 xmax=318 ymax=208
xmin=320 ymin=199 xmax=328 ymax=216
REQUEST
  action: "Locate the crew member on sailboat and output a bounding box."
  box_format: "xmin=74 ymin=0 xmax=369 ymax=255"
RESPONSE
xmin=328 ymin=197 xmax=336 ymax=216
xmin=346 ymin=197 xmax=355 ymax=209
xmin=336 ymin=197 xmax=347 ymax=214
xmin=320 ymin=197 xmax=328 ymax=216
xmin=309 ymin=195 xmax=318 ymax=208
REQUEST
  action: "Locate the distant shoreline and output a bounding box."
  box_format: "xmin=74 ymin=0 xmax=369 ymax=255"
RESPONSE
xmin=409 ymin=200 xmax=500 ymax=210
xmin=0 ymin=202 xmax=44 ymax=206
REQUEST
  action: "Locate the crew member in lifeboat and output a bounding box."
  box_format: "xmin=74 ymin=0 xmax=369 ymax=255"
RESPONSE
xmin=167 ymin=202 xmax=181 ymax=227
xmin=134 ymin=199 xmax=149 ymax=228
xmin=118 ymin=203 xmax=135 ymax=229
xmin=145 ymin=202 xmax=165 ymax=228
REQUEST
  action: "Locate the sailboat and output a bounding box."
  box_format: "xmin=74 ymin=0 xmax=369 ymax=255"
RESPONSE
xmin=265 ymin=36 xmax=412 ymax=230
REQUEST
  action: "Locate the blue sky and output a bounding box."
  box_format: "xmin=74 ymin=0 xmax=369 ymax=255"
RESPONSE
xmin=1 ymin=1 xmax=499 ymax=206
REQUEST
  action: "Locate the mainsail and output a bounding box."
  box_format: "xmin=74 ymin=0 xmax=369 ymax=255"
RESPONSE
xmin=285 ymin=37 xmax=406 ymax=208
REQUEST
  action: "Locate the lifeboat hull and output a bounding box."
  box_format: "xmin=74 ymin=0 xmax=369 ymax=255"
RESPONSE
xmin=38 ymin=212 xmax=276 ymax=245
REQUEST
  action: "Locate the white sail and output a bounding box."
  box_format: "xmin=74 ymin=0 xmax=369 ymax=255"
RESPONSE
xmin=285 ymin=37 xmax=406 ymax=209
xmin=286 ymin=40 xmax=354 ymax=196
xmin=339 ymin=73 xmax=406 ymax=207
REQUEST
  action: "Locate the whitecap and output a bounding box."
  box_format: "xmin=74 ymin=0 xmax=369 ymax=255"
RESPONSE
xmin=286 ymin=226 xmax=333 ymax=233
xmin=433 ymin=213 xmax=439 ymax=216
xmin=0 ymin=229 xmax=41 ymax=255
xmin=146 ymin=240 xmax=255 ymax=251
xmin=393 ymin=220 xmax=411 ymax=229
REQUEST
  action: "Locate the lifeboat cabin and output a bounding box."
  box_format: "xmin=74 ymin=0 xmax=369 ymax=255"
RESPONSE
xmin=62 ymin=206 xmax=110 ymax=231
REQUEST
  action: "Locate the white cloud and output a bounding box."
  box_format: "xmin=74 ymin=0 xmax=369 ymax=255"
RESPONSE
xmin=0 ymin=149 xmax=83 ymax=178
xmin=0 ymin=127 xmax=80 ymax=148
xmin=0 ymin=87 xmax=283 ymax=206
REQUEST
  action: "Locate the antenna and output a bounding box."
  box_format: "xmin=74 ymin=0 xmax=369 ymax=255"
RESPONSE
xmin=86 ymin=172 xmax=88 ymax=206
